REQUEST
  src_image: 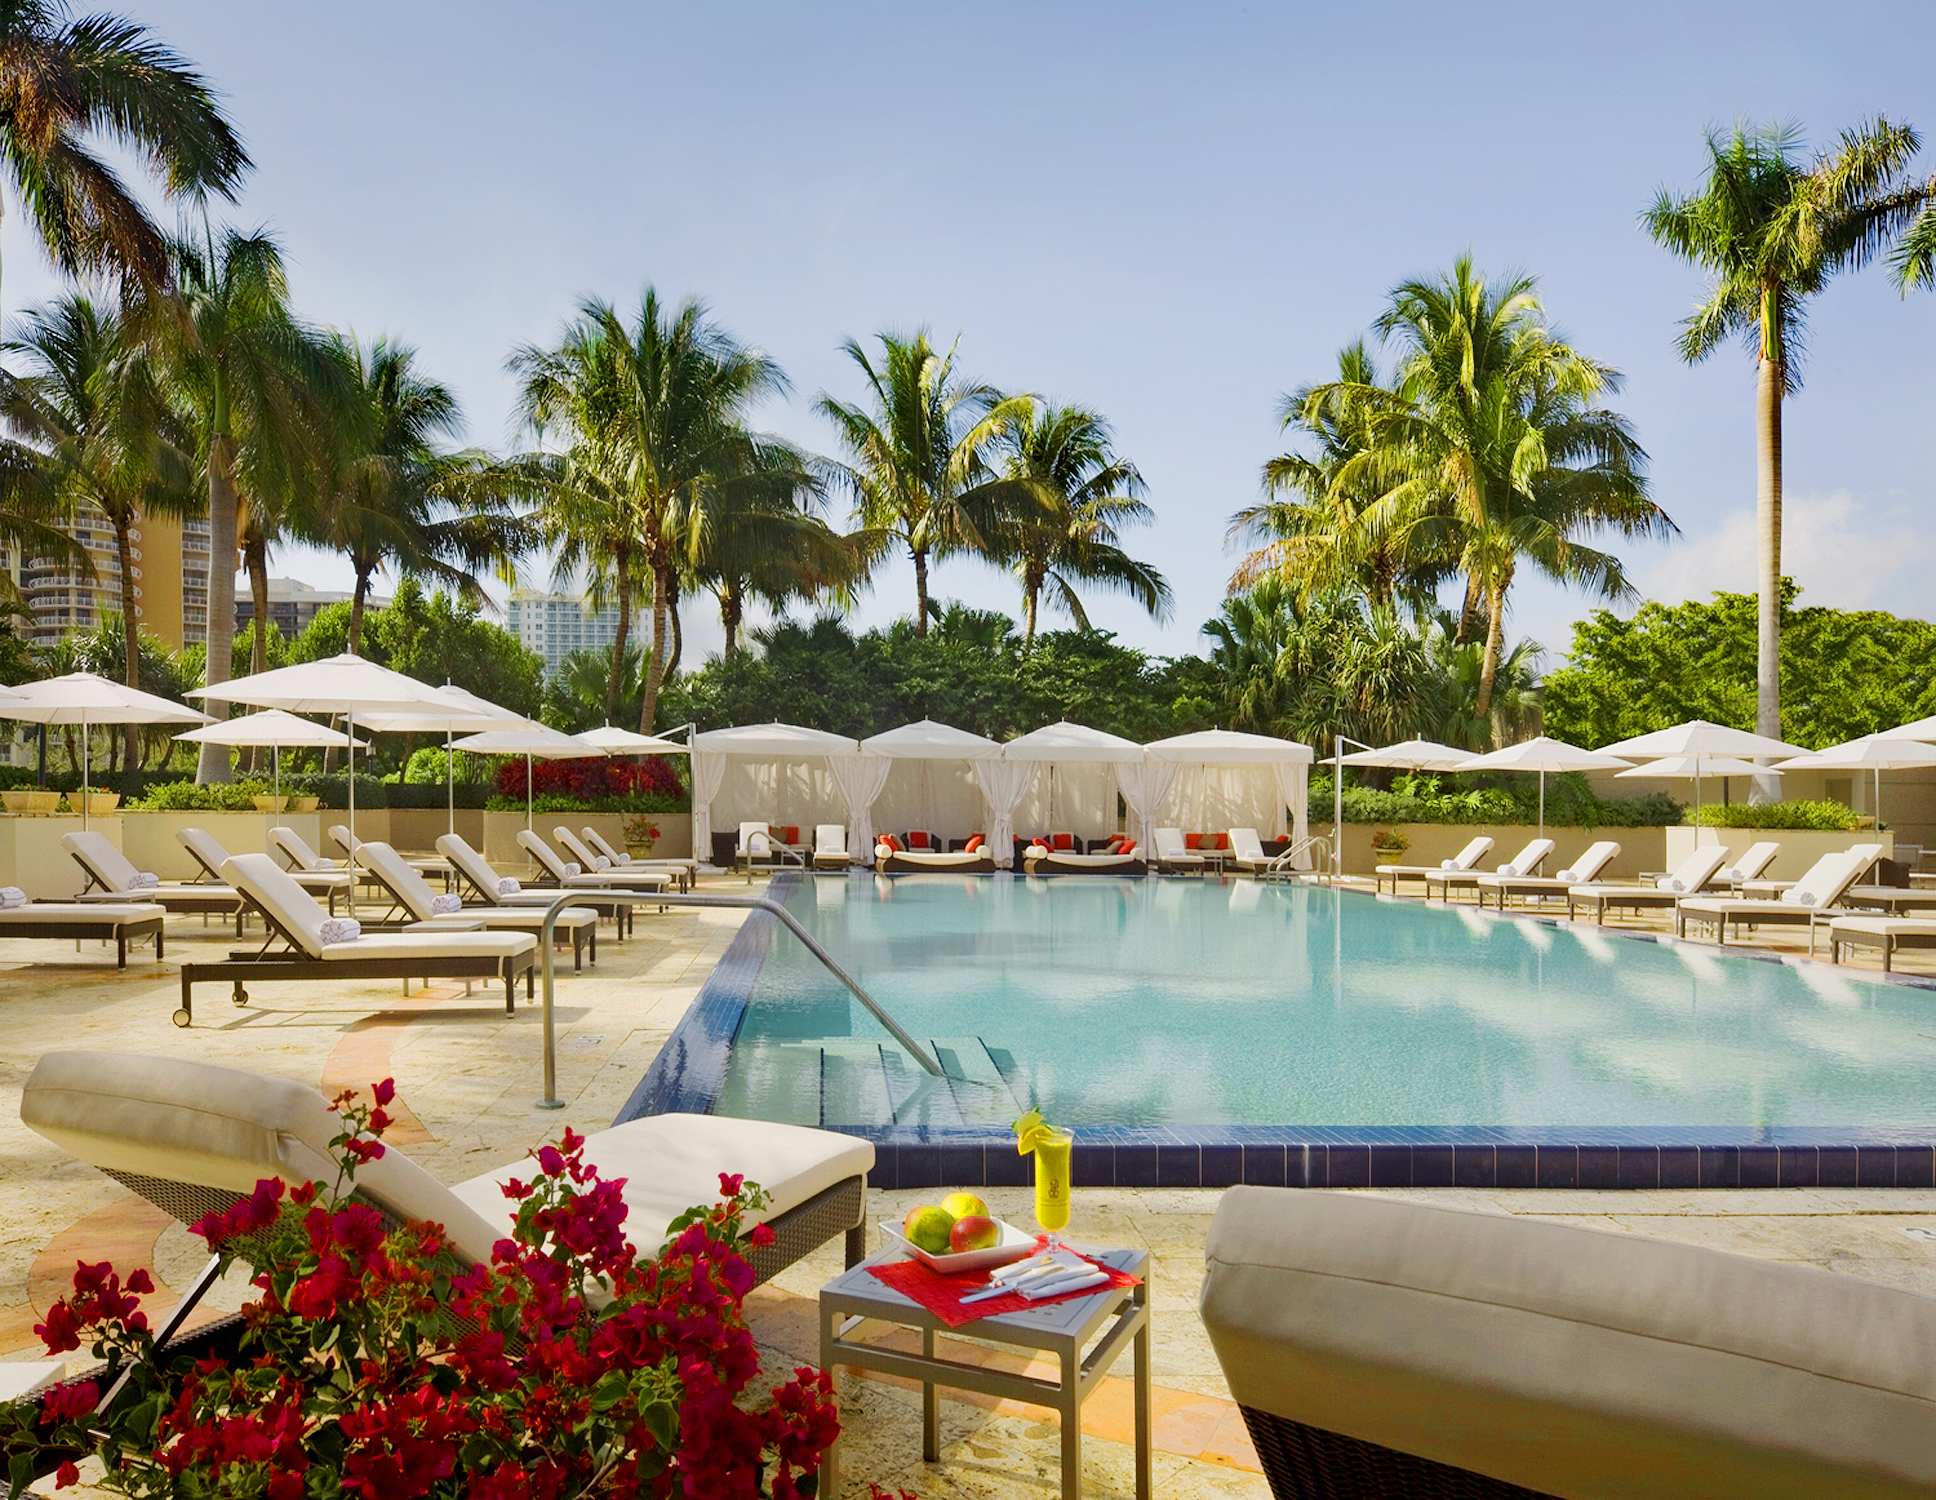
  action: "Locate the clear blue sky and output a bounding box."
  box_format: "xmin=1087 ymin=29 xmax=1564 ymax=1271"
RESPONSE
xmin=9 ymin=0 xmax=1933 ymax=665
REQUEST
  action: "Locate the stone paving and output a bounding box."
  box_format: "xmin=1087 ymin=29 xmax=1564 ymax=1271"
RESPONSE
xmin=3 ymin=873 xmax=1936 ymax=1498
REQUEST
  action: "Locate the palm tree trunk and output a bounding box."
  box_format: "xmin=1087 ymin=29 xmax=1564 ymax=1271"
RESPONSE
xmin=1755 ymin=354 xmax=1783 ymax=742
xmin=912 ymin=546 xmax=931 ymax=637
xmin=1023 ymin=566 xmax=1040 ymax=648
xmin=241 ymin=533 xmax=271 ymax=773
xmin=348 ymin=571 xmax=371 ymax=657
xmin=198 ymin=431 xmax=239 ymax=783
xmin=720 ymin=584 xmax=743 ymax=655
xmin=1474 ymin=578 xmax=1507 ymax=728
xmin=665 ymin=578 xmax=683 ymax=678
xmin=640 ymin=563 xmax=670 ymax=733
xmin=1454 ymin=574 xmax=1485 ymax=645
xmin=604 ymin=558 xmax=633 ymax=725
xmin=116 ymin=519 xmax=141 ymax=769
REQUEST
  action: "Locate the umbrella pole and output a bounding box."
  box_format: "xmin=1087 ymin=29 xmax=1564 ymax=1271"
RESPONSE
xmin=1538 ymin=770 xmax=1545 ymax=844
xmin=81 ymin=714 xmax=89 ymax=832
xmin=346 ymin=713 xmax=356 ymax=919
xmin=447 ymin=729 xmax=455 ymax=837
xmin=1695 ymin=760 xmax=1702 ymax=844
xmin=526 ymin=752 xmax=533 ymax=833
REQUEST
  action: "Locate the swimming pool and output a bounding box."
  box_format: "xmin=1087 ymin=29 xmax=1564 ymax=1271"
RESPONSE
xmin=621 ymin=873 xmax=1936 ymax=1190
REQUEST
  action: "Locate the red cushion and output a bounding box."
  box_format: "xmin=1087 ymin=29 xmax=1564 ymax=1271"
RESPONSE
xmin=1184 ymin=833 xmax=1203 ymax=850
xmin=881 ymin=833 xmax=903 ymax=852
xmin=781 ymin=826 xmax=799 ymax=846
xmin=908 ymin=830 xmax=931 ymax=849
xmin=1119 ymin=840 xmax=1137 ymax=857
xmin=965 ymin=835 xmax=984 ymax=853
xmin=1214 ymin=832 xmax=1231 ymax=850
xmin=1051 ymin=833 xmax=1075 ymax=850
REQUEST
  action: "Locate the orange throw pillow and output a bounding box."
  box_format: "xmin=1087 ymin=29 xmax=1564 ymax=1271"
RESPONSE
xmin=881 ymin=833 xmax=903 ymax=852
xmin=1214 ymin=832 xmax=1231 ymax=850
xmin=1184 ymin=833 xmax=1203 ymax=850
xmin=965 ymin=835 xmax=984 ymax=853
xmin=1119 ymin=840 xmax=1137 ymax=857
xmin=1051 ymin=833 xmax=1075 ymax=850
xmin=909 ymin=831 xmax=931 ymax=849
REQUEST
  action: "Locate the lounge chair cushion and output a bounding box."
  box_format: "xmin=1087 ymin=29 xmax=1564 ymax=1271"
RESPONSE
xmin=319 ymin=931 xmax=534 ymax=961
xmin=0 ymin=902 xmax=163 ymax=924
xmin=62 ymin=831 xmax=151 ymax=892
xmin=1202 ymin=1185 xmax=1936 ymax=1498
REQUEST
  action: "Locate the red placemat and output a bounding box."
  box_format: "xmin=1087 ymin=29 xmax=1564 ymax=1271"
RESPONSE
xmin=866 ymin=1248 xmax=1141 ymax=1329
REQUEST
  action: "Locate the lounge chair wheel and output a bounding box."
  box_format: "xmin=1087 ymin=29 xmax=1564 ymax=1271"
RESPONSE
xmin=172 ymin=1007 xmax=190 ymax=1028
xmin=232 ymin=984 xmax=249 ymax=1007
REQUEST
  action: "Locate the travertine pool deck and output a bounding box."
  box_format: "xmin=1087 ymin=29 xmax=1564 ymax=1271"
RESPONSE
xmin=5 ymin=872 xmax=1936 ymax=1498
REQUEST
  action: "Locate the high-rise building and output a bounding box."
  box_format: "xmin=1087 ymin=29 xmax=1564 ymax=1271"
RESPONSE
xmin=234 ymin=577 xmax=385 ymax=640
xmin=506 ymin=588 xmax=630 ymax=679
xmin=10 ymin=505 xmax=212 ymax=651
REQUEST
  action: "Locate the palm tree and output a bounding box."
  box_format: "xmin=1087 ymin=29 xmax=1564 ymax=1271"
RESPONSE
xmin=991 ymin=401 xmax=1169 ymax=646
xmin=1644 ymin=118 xmax=1925 ymax=743
xmin=814 ymin=331 xmax=1034 ymax=636
xmin=137 ymin=224 xmax=347 ymax=780
xmin=0 ymin=1 xmax=249 ymax=318
xmin=1234 ymin=341 xmax=1460 ymax=612
xmin=1302 ymin=256 xmax=1671 ymax=720
xmin=510 ymin=290 xmax=786 ymax=730
xmin=297 ymin=336 xmax=520 ymax=657
xmin=1 ymin=292 xmax=194 ymax=761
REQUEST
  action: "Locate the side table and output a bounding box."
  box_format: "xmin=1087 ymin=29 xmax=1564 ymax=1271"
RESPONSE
xmin=818 ymin=1245 xmax=1150 ymax=1500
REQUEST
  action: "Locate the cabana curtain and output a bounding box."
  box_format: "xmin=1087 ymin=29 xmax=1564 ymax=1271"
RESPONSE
xmin=973 ymin=758 xmax=1036 ymax=868
xmin=828 ymin=753 xmax=893 ymax=864
xmin=1115 ymin=760 xmax=1178 ymax=850
xmin=689 ymin=752 xmax=726 ymax=858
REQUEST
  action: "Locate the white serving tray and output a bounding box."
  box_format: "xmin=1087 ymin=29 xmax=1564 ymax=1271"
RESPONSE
xmin=878 ymin=1216 xmax=1039 ymax=1275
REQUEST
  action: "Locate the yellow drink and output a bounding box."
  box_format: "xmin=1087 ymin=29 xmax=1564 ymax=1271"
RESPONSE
xmin=1032 ymin=1127 xmax=1074 ymax=1239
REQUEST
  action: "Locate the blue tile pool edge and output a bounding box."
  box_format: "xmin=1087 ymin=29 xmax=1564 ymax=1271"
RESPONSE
xmin=613 ymin=874 xmax=1936 ymax=1190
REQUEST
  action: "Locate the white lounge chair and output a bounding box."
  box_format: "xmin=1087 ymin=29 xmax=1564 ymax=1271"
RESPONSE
xmin=1227 ymin=828 xmax=1278 ymax=875
xmin=329 ymin=823 xmax=452 ymax=888
xmin=173 ymin=853 xmax=537 ymax=1027
xmin=436 ymin=834 xmax=638 ymax=937
xmin=518 ymin=829 xmax=669 ymax=897
xmin=181 ymin=826 xmax=349 ymax=914
xmin=1674 ymin=849 xmax=1871 ymax=948
xmin=578 ymin=826 xmax=696 ymax=890
xmin=1718 ymin=840 xmax=1781 ymax=889
xmin=1375 ymin=835 xmax=1494 ymax=894
xmin=813 ymin=824 xmax=850 ymax=870
xmin=1152 ymin=827 xmax=1207 ymax=875
xmin=0 ymin=900 xmax=165 ymax=966
xmin=1827 ymin=916 xmax=1936 ymax=972
xmin=357 ymin=839 xmax=599 ymax=971
xmin=1424 ymin=838 xmax=1554 ymax=902
xmin=1566 ymin=843 xmax=1733 ymax=925
xmin=61 ymin=830 xmax=247 ymax=929
xmin=738 ymin=821 xmax=804 ymax=878
xmin=1475 ymin=840 xmax=1620 ymax=910
xmin=20 ymin=1050 xmax=874 ymax=1322
xmin=1739 ymin=842 xmax=1884 ymax=900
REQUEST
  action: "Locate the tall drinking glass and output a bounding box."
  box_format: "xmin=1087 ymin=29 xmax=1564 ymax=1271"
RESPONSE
xmin=1032 ymin=1127 xmax=1074 ymax=1248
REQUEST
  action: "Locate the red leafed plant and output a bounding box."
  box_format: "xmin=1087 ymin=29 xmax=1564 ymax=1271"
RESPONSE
xmin=3 ymin=1082 xmax=843 ymax=1498
xmin=495 ymin=756 xmax=684 ymax=805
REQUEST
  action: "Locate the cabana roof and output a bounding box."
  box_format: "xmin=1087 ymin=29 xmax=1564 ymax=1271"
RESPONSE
xmin=1001 ymin=721 xmax=1143 ymax=763
xmin=1144 ymin=728 xmax=1313 ymax=764
xmin=861 ymin=718 xmax=1000 ymax=760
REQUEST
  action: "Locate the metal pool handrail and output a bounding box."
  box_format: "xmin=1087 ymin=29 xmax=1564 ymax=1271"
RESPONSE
xmin=1263 ymin=835 xmax=1332 ymax=881
xmin=534 ymin=888 xmax=942 ymax=1109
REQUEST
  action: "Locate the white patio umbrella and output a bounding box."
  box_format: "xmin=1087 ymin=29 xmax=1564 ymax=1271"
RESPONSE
xmin=1882 ymin=713 xmax=1936 ymax=743
xmin=1 ymin=673 xmax=211 ymax=828
xmin=1452 ymin=736 xmax=1632 ymax=841
xmin=449 ymin=723 xmax=608 ymax=831
xmin=1774 ymin=735 xmax=1936 ymax=836
xmin=578 ymin=724 xmax=690 ymax=755
xmin=355 ymin=685 xmax=524 ymax=835
xmin=1336 ymin=737 xmax=1473 ymax=771
xmin=174 ymin=709 xmax=367 ymax=809
xmin=1614 ymin=754 xmax=1775 ymax=830
xmin=1599 ymin=719 xmax=1809 ymax=816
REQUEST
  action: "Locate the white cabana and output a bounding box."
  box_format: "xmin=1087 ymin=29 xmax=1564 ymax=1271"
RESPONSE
xmin=1144 ymin=728 xmax=1315 ymax=860
xmin=859 ymin=719 xmax=1000 ymax=857
xmin=999 ymin=722 xmax=1145 ymax=850
xmin=689 ymin=723 xmax=862 ymax=864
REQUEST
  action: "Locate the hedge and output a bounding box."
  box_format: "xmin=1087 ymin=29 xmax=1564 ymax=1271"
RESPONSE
xmin=1691 ymin=800 xmax=1865 ymax=832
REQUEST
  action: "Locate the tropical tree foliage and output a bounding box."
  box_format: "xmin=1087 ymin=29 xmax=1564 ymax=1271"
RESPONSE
xmin=815 ymin=331 xmax=1034 ymax=637
xmin=1643 ymin=118 xmax=1926 ymax=745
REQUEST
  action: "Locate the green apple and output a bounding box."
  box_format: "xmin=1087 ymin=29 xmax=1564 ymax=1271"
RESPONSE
xmin=903 ymin=1204 xmax=956 ymax=1255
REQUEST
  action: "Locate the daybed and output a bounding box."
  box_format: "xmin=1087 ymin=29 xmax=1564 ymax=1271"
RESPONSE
xmin=1375 ymin=835 xmax=1494 ymax=895
xmin=1424 ymin=838 xmax=1554 ymax=902
xmin=877 ymin=836 xmax=997 ymax=873
xmin=62 ymin=830 xmax=247 ymax=931
xmin=1022 ymin=842 xmax=1146 ymax=876
xmin=1565 ymin=844 xmax=1733 ymax=925
xmin=20 ymin=1049 xmax=874 ymax=1333
xmin=1674 ymin=849 xmax=1870 ymax=947
xmin=357 ymin=839 xmax=598 ymax=970
xmin=173 ymin=853 xmax=537 ymax=1026
xmin=437 ymin=834 xmax=637 ymax=937
xmin=0 ymin=899 xmax=165 ymax=966
xmin=1200 ymin=1184 xmax=1936 ymax=1499
xmin=1474 ymin=840 xmax=1620 ymax=910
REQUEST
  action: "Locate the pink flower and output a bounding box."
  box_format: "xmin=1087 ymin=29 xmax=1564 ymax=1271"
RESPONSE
xmin=373 ymin=1078 xmax=396 ymax=1106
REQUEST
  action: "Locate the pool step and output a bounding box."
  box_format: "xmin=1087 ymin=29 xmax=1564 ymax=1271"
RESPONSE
xmin=716 ymin=1036 xmax=1025 ymax=1129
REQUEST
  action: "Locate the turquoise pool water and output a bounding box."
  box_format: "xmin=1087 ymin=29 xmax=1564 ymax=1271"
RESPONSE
xmin=712 ymin=874 xmax=1936 ymax=1133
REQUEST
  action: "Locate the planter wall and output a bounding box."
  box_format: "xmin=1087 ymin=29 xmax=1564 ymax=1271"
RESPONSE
xmin=121 ymin=811 xmax=324 ymax=882
xmin=0 ymin=814 xmax=120 ymax=899
xmin=1316 ymin=822 xmax=1668 ymax=881
xmin=1663 ymin=826 xmax=1893 ymax=883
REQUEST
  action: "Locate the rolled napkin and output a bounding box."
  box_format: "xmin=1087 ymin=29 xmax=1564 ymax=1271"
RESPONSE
xmin=1440 ymin=859 xmax=1456 ymax=869
xmin=128 ymin=871 xmax=161 ymax=890
xmin=1655 ymin=876 xmax=1686 ymax=892
xmin=498 ymin=876 xmax=521 ymax=895
xmin=429 ymin=892 xmax=463 ymax=914
xmin=593 ymin=855 xmax=611 ymax=870
xmin=0 ymin=886 xmax=26 ymax=908
xmin=1780 ymin=887 xmax=1818 ymax=907
xmin=563 ymin=861 xmax=581 ymax=876
xmin=319 ymin=917 xmax=361 ymax=945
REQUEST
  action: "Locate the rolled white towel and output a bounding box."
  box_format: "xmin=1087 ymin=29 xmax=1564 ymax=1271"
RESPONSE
xmin=1722 ymin=866 xmax=1744 ymax=882
xmin=0 ymin=886 xmax=26 ymax=908
xmin=498 ymin=876 xmax=521 ymax=895
xmin=1780 ymin=887 xmax=1818 ymax=907
xmin=1655 ymin=876 xmax=1686 ymax=892
xmin=1496 ymin=863 xmax=1514 ymax=874
xmin=127 ymin=870 xmax=161 ymax=890
xmin=1440 ymin=859 xmax=1456 ymax=869
xmin=593 ymin=855 xmax=611 ymax=871
xmin=429 ymin=892 xmax=462 ymax=915
xmin=563 ymin=861 xmax=581 ymax=876
xmin=1555 ymin=868 xmax=1579 ymax=883
xmin=319 ymin=917 xmax=361 ymax=945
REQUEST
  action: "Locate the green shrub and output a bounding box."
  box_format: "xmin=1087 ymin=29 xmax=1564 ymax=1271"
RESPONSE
xmin=1693 ymin=799 xmax=1863 ymax=831
xmin=1309 ymin=771 xmax=1682 ymax=828
xmin=385 ymin=781 xmax=493 ymax=810
xmin=399 ymin=746 xmax=488 ymax=785
xmin=128 ymin=780 xmax=265 ymax=812
xmin=485 ymin=790 xmax=685 ymax=815
xmin=281 ymin=771 xmax=389 ymax=810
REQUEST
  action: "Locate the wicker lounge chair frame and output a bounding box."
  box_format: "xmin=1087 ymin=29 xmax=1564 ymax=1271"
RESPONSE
xmin=436 ymin=834 xmax=636 ymax=937
xmin=62 ymin=830 xmax=247 ymax=932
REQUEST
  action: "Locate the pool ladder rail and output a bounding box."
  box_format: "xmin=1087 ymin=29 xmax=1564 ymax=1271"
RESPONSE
xmin=1257 ymin=834 xmax=1332 ymax=883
